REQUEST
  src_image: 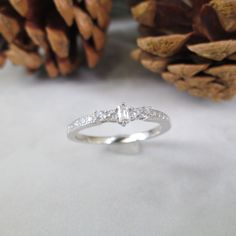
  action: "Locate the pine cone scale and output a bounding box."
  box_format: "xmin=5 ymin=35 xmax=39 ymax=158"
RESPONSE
xmin=54 ymin=0 xmax=74 ymax=26
xmin=130 ymin=0 xmax=236 ymax=101
xmin=9 ymin=0 xmax=29 ymax=16
xmin=137 ymin=33 xmax=192 ymax=57
xmin=0 ymin=0 xmax=112 ymax=77
xmin=210 ymin=0 xmax=236 ymax=32
xmin=188 ymin=40 xmax=236 ymax=61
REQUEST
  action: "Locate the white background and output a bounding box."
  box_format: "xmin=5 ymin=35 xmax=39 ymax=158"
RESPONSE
xmin=0 ymin=21 xmax=236 ymax=236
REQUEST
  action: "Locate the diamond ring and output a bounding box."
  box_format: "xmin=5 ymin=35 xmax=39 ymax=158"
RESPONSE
xmin=67 ymin=103 xmax=171 ymax=144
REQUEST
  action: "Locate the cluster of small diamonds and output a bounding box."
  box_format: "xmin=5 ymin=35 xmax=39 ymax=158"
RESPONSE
xmin=94 ymin=109 xmax=118 ymax=123
xmin=129 ymin=107 xmax=151 ymax=121
xmin=128 ymin=107 xmax=168 ymax=121
xmin=67 ymin=114 xmax=96 ymax=131
xmin=67 ymin=109 xmax=117 ymax=132
xmin=68 ymin=105 xmax=169 ymax=132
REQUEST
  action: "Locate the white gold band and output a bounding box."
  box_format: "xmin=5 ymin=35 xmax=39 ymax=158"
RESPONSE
xmin=67 ymin=103 xmax=171 ymax=145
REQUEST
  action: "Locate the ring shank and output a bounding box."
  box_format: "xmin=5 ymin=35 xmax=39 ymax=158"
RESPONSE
xmin=68 ymin=118 xmax=171 ymax=145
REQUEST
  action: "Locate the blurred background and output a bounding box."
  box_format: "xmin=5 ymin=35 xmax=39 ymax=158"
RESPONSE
xmin=0 ymin=1 xmax=236 ymax=236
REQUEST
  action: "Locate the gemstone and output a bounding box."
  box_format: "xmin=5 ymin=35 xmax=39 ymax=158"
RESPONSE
xmin=117 ymin=103 xmax=130 ymax=126
xmin=95 ymin=111 xmax=107 ymax=122
xmin=80 ymin=117 xmax=86 ymax=124
xmin=87 ymin=116 xmax=93 ymax=123
xmin=137 ymin=107 xmax=151 ymax=120
xmin=106 ymin=110 xmax=117 ymax=122
xmin=129 ymin=108 xmax=138 ymax=121
xmin=68 ymin=124 xmax=74 ymax=130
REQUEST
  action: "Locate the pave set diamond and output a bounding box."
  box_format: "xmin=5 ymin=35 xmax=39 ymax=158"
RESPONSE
xmin=68 ymin=103 xmax=168 ymax=132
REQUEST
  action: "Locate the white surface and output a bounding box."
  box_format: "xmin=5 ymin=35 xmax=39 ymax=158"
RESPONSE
xmin=0 ymin=21 xmax=236 ymax=236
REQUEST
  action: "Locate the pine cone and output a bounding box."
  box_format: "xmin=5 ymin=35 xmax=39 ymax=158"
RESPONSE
xmin=130 ymin=0 xmax=236 ymax=101
xmin=0 ymin=0 xmax=112 ymax=77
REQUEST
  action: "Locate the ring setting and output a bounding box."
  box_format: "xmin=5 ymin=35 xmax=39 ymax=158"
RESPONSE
xmin=67 ymin=103 xmax=171 ymax=145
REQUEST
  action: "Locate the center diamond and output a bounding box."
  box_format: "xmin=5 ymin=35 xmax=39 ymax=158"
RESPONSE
xmin=117 ymin=103 xmax=130 ymax=126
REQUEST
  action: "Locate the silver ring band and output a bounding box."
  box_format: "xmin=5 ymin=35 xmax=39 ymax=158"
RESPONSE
xmin=67 ymin=103 xmax=171 ymax=145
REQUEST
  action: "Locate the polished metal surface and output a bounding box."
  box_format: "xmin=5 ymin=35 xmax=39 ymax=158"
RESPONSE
xmin=67 ymin=104 xmax=171 ymax=145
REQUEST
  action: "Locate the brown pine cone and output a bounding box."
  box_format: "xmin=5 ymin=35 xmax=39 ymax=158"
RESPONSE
xmin=130 ymin=0 xmax=236 ymax=101
xmin=0 ymin=0 xmax=112 ymax=77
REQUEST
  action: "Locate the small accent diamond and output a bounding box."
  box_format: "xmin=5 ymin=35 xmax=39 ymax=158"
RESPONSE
xmin=87 ymin=116 xmax=93 ymax=123
xmin=106 ymin=109 xmax=117 ymax=122
xmin=95 ymin=111 xmax=107 ymax=122
xmin=129 ymin=107 xmax=139 ymax=121
xmin=80 ymin=117 xmax=86 ymax=124
xmin=136 ymin=107 xmax=151 ymax=120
